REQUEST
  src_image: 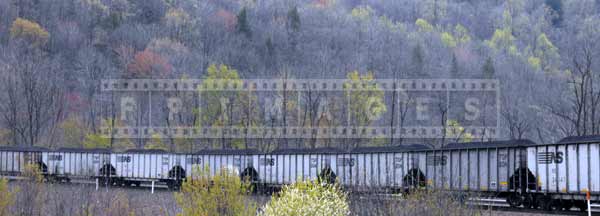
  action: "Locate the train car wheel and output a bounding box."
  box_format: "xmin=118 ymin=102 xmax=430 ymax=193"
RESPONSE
xmin=318 ymin=167 xmax=336 ymax=184
xmin=561 ymin=200 xmax=573 ymax=210
xmin=35 ymin=162 xmax=48 ymax=174
xmin=509 ymin=168 xmax=538 ymax=192
xmin=167 ymin=179 xmax=182 ymax=190
xmin=548 ymin=199 xmax=560 ymax=211
xmin=99 ymin=164 xmax=116 ymax=177
xmin=402 ymin=169 xmax=426 ymax=190
xmin=574 ymin=200 xmax=587 ymax=212
xmin=240 ymin=167 xmax=259 ymax=183
xmin=507 ymin=193 xmax=522 ymax=208
xmin=98 ymin=177 xmax=110 ymax=186
xmin=536 ymin=195 xmax=558 ymax=211
xmin=112 ymin=178 xmax=122 ymax=187
xmin=168 ymin=166 xmax=187 ymax=181
xmin=532 ymin=195 xmax=550 ymax=209
xmin=522 ymin=194 xmax=534 ymax=209
xmin=240 ymin=167 xmax=259 ymax=193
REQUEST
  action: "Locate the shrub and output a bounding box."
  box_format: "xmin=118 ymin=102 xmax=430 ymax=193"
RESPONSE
xmin=13 ymin=164 xmax=46 ymax=216
xmin=126 ymin=50 xmax=172 ymax=78
xmin=106 ymin=191 xmax=135 ymax=216
xmin=175 ymin=166 xmax=256 ymax=216
xmin=0 ymin=178 xmax=17 ymax=216
xmin=261 ymin=180 xmax=350 ymax=216
xmin=10 ymin=18 xmax=50 ymax=46
xmin=349 ymin=190 xmax=480 ymax=216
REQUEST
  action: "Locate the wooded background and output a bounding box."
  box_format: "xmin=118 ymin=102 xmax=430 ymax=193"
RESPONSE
xmin=0 ymin=0 xmax=598 ymax=151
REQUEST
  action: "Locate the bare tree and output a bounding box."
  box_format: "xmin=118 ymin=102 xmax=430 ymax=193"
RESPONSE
xmin=0 ymin=46 xmax=63 ymax=146
xmin=549 ymin=45 xmax=600 ymax=136
xmin=502 ymin=104 xmax=531 ymax=140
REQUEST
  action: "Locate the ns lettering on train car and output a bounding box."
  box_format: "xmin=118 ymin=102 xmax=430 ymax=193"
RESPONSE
xmin=537 ymin=152 xmax=563 ymax=164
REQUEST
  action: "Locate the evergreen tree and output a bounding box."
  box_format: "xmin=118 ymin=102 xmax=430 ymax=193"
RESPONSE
xmin=287 ymin=6 xmax=301 ymax=49
xmin=265 ymin=37 xmax=276 ymax=71
xmin=411 ymin=44 xmax=425 ymax=77
xmin=482 ymin=57 xmax=495 ymax=79
xmin=545 ymin=0 xmax=563 ymax=27
xmin=236 ymin=7 xmax=252 ymax=39
xmin=266 ymin=37 xmax=275 ymax=57
xmin=450 ymin=53 xmax=459 ymax=77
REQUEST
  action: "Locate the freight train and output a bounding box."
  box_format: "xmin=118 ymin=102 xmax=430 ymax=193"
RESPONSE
xmin=1 ymin=135 xmax=599 ymax=211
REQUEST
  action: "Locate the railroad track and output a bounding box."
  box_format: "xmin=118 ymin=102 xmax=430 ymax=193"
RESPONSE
xmin=356 ymin=194 xmax=600 ymax=215
xmin=469 ymin=198 xmax=600 ymax=215
xmin=3 ymin=176 xmax=171 ymax=190
xmin=6 ymin=175 xmax=600 ymax=214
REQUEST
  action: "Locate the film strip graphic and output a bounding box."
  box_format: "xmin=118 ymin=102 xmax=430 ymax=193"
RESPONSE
xmin=100 ymin=79 xmax=500 ymax=139
xmin=99 ymin=126 xmax=496 ymax=139
xmin=102 ymin=79 xmax=498 ymax=92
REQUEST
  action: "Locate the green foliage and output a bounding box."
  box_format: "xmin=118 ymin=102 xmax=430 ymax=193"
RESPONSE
xmin=441 ymin=24 xmax=471 ymax=48
xmin=532 ymin=33 xmax=559 ymax=72
xmin=446 ymin=120 xmax=473 ymax=142
xmin=453 ymin=24 xmax=471 ymax=44
xmin=61 ymin=116 xmax=89 ymax=148
xmin=0 ymin=178 xmax=16 ymax=216
xmin=83 ymin=118 xmax=134 ymax=150
xmin=527 ymin=56 xmax=541 ymax=70
xmin=345 ymin=71 xmax=387 ymax=127
xmin=485 ymin=27 xmax=517 ymax=55
xmin=415 ymin=18 xmax=433 ymax=32
xmin=204 ymin=64 xmax=239 ymax=86
xmin=440 ymin=32 xmax=456 ymax=47
xmin=198 ymin=64 xmax=259 ymax=149
xmin=83 ymin=133 xmax=110 ymax=149
xmin=261 ymin=180 xmax=349 ymax=216
xmin=145 ymin=133 xmax=169 ymax=150
xmin=0 ymin=129 xmax=10 ymax=145
xmin=175 ymin=166 xmax=256 ymax=216
xmin=199 ymin=64 xmax=243 ymax=128
xmin=378 ymin=16 xmax=406 ymax=33
xmin=22 ymin=163 xmax=43 ymax=182
xmin=351 ymin=5 xmax=373 ymax=21
xmin=536 ymin=34 xmax=557 ymax=54
xmin=236 ymin=7 xmax=252 ymax=39
xmin=10 ymin=18 xmax=50 ymax=46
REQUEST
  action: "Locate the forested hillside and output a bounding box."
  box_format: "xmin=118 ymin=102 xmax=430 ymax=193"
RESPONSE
xmin=0 ymin=0 xmax=599 ymax=151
